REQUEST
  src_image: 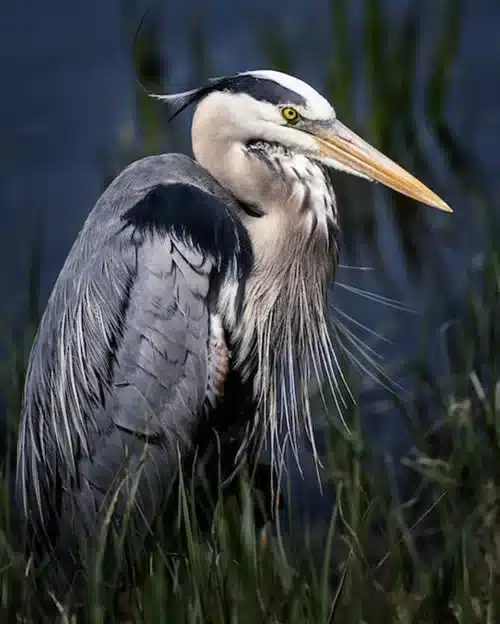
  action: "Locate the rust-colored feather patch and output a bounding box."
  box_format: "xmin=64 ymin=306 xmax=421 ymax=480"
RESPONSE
xmin=205 ymin=314 xmax=230 ymax=410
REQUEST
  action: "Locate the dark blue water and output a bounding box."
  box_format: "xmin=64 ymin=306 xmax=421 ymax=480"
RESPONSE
xmin=1 ymin=0 xmax=498 ymax=311
xmin=1 ymin=0 xmax=499 ymax=524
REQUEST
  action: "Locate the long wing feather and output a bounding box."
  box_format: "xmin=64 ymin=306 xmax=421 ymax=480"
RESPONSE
xmin=15 ymin=154 xmax=252 ymax=591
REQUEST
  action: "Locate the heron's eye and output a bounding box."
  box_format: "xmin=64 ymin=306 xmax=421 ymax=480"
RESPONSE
xmin=281 ymin=107 xmax=299 ymax=123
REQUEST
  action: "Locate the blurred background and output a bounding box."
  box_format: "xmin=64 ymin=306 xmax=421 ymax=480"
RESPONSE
xmin=1 ymin=0 xmax=499 ymax=533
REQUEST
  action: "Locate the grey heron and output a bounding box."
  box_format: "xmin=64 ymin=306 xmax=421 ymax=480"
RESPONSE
xmin=15 ymin=69 xmax=450 ymax=606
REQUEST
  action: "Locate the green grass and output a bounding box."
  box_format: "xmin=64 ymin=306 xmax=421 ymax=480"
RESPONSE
xmin=0 ymin=243 xmax=499 ymax=622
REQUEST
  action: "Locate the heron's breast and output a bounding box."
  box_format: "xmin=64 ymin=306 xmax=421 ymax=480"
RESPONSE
xmin=286 ymin=157 xmax=337 ymax=233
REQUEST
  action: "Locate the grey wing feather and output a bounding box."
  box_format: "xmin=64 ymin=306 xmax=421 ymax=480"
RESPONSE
xmin=109 ymin=237 xmax=211 ymax=439
xmin=67 ymin=236 xmax=213 ymax=571
xmin=15 ymin=155 xmax=250 ymax=583
xmin=22 ymin=234 xmax=213 ymax=558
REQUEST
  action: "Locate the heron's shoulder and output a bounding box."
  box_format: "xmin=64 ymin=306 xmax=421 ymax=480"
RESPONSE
xmin=84 ymin=153 xmax=248 ymax=255
xmin=115 ymin=153 xmax=235 ymax=203
xmin=94 ymin=153 xmax=253 ymax=276
xmin=120 ymin=176 xmax=253 ymax=279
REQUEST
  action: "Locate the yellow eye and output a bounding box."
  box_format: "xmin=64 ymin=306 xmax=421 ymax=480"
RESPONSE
xmin=282 ymin=107 xmax=299 ymax=122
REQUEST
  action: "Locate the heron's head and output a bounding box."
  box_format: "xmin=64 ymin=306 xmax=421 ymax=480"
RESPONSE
xmin=151 ymin=69 xmax=451 ymax=214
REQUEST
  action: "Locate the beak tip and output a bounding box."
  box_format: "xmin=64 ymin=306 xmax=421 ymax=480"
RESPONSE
xmin=433 ymin=199 xmax=453 ymax=213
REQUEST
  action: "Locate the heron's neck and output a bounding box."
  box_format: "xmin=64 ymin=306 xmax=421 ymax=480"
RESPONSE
xmin=248 ymin=147 xmax=339 ymax=273
xmin=215 ymin=145 xmax=339 ymax=369
xmin=196 ymin=138 xmax=339 ymax=259
xmin=218 ymin=180 xmax=340 ymax=471
xmin=201 ymin=140 xmax=341 ymax=356
xmin=205 ymin=141 xmax=343 ymax=472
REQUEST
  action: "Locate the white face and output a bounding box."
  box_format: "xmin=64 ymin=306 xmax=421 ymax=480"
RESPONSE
xmin=200 ymin=71 xmax=338 ymax=160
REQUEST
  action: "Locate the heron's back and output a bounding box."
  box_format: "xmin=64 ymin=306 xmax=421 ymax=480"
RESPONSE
xmin=15 ymin=153 xmax=255 ymax=596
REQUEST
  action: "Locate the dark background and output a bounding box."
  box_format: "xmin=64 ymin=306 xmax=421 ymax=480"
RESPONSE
xmin=1 ymin=0 xmax=499 ymax=526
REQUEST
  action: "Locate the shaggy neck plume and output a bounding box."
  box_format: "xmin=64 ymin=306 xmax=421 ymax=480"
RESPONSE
xmin=226 ymin=191 xmax=342 ymax=476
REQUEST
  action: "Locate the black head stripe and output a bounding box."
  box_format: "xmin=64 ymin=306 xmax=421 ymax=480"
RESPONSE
xmin=161 ymin=73 xmax=306 ymax=122
xmin=216 ymin=74 xmax=307 ymax=107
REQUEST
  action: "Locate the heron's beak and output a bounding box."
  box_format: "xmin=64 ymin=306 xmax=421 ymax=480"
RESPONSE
xmin=312 ymin=120 xmax=452 ymax=212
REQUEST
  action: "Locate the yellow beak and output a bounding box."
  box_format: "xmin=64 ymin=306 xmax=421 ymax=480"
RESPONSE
xmin=313 ymin=120 xmax=452 ymax=213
